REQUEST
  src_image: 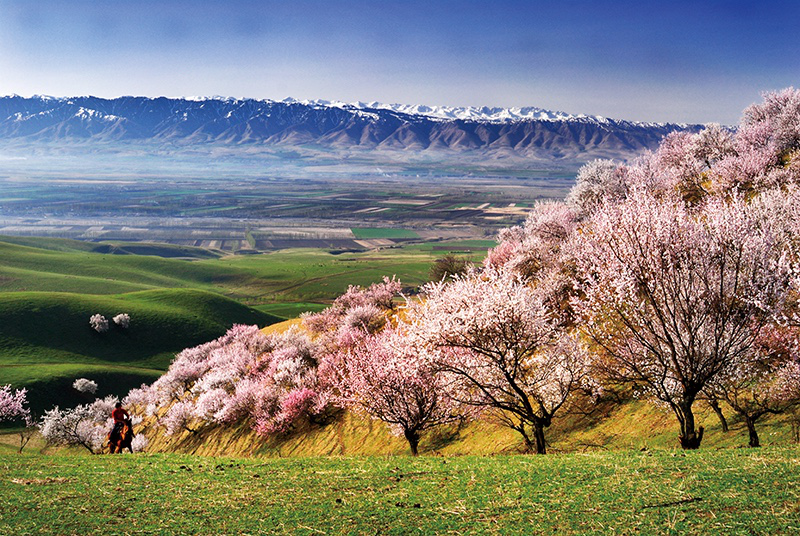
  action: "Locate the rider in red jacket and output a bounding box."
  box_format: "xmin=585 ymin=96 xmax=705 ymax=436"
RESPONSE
xmin=108 ymin=402 xmax=131 ymax=453
xmin=112 ymin=402 xmax=129 ymax=423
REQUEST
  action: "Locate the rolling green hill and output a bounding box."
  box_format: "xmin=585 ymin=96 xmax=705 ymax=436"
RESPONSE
xmin=0 ymin=235 xmax=481 ymax=307
xmin=0 ymin=288 xmax=280 ymax=415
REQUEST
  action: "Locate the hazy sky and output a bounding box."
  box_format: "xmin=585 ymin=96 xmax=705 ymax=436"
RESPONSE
xmin=0 ymin=0 xmax=797 ymax=124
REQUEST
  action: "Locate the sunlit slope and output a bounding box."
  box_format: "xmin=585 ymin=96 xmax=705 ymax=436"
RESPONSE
xmin=141 ymin=399 xmax=798 ymax=458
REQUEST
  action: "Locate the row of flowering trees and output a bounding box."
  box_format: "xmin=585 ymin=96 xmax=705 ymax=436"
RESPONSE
xmin=30 ymin=88 xmax=800 ymax=455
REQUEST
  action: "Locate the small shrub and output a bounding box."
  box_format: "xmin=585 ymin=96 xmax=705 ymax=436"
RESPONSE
xmin=72 ymin=378 xmax=98 ymax=395
xmin=89 ymin=314 xmax=109 ymax=333
xmin=113 ymin=313 xmax=131 ymax=328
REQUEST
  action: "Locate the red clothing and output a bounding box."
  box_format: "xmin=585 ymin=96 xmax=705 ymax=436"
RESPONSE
xmin=112 ymin=407 xmax=129 ymax=423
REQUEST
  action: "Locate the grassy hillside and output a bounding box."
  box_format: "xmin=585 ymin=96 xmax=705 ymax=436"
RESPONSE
xmin=0 ymin=235 xmax=221 ymax=258
xmin=0 ymin=288 xmax=280 ymax=415
xmin=132 ymin=390 xmax=799 ymax=459
xmin=1 ymin=448 xmax=797 ymax=535
xmin=0 ymin=236 xmax=485 ymax=312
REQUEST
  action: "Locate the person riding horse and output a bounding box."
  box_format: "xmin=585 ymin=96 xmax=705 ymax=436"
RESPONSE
xmin=108 ymin=402 xmax=134 ymax=453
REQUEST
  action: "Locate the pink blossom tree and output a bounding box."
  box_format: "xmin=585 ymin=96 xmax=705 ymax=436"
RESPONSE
xmin=411 ymin=268 xmax=595 ymax=454
xmin=160 ymin=400 xmax=198 ymax=436
xmin=575 ymin=190 xmax=794 ymax=449
xmin=133 ymin=323 xmax=335 ymax=439
xmin=1 ymin=385 xmax=37 ymax=453
xmin=335 ymin=325 xmax=460 ymax=455
xmin=709 ymin=88 xmax=800 ymax=192
xmin=565 ymin=159 xmax=628 ymax=217
xmin=302 ymin=276 xmax=402 ymax=336
xmin=244 ymin=327 xmax=333 ymax=436
xmin=0 ymin=384 xmax=29 ymax=424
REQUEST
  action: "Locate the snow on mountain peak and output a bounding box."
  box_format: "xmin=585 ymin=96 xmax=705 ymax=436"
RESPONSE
xmin=280 ymin=99 xmax=608 ymax=124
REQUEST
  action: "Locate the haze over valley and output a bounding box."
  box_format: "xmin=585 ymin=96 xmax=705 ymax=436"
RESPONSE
xmin=0 ymin=95 xmax=696 ymax=249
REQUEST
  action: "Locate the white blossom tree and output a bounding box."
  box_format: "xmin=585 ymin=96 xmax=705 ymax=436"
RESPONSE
xmin=575 ymin=190 xmax=794 ymax=448
xmin=39 ymin=396 xmax=118 ymax=453
xmin=411 ymin=268 xmax=595 ymax=454
xmin=72 ymin=378 xmax=98 ymax=395
xmin=113 ymin=313 xmax=131 ymax=328
xmin=89 ymin=314 xmax=109 ymax=333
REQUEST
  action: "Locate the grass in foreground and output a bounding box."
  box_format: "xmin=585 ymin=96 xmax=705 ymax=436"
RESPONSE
xmin=0 ymin=448 xmax=798 ymax=535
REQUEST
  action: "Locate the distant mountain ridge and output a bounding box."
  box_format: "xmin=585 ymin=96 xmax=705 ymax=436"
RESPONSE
xmin=0 ymin=95 xmax=701 ymax=162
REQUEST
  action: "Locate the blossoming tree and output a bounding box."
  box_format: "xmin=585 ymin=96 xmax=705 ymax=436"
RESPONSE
xmin=335 ymin=325 xmax=459 ymax=455
xmin=411 ymin=268 xmax=594 ymax=454
xmin=575 ymin=190 xmax=794 ymax=449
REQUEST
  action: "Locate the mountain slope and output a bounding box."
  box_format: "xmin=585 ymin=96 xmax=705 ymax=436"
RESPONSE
xmin=0 ymin=96 xmax=700 ymax=162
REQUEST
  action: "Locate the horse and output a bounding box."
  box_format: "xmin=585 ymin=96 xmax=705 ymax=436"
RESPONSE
xmin=108 ymin=418 xmax=135 ymax=454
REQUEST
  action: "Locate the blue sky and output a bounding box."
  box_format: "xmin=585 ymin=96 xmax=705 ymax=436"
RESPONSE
xmin=0 ymin=0 xmax=797 ymax=124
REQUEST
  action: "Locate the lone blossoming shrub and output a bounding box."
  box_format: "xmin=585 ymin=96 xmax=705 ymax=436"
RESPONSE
xmin=113 ymin=313 xmax=131 ymax=328
xmin=72 ymin=378 xmax=98 ymax=395
xmin=89 ymin=314 xmax=109 ymax=333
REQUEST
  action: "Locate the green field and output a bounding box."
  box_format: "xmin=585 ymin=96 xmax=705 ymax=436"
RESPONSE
xmin=0 ymin=236 xmax=472 ymax=306
xmin=1 ymin=448 xmax=797 ymax=535
xmin=351 ymin=227 xmax=421 ymax=239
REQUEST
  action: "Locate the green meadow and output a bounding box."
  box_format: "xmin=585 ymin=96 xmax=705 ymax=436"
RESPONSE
xmin=0 ymin=236 xmax=477 ymax=305
xmin=351 ymin=227 xmax=421 ymax=239
xmin=1 ymin=448 xmax=798 ymax=535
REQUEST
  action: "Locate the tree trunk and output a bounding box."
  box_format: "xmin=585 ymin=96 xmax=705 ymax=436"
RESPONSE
xmin=532 ymin=421 xmax=547 ymax=455
xmin=404 ymin=429 xmax=420 ymax=456
xmin=513 ymin=423 xmax=535 ymax=453
xmin=677 ymin=399 xmax=703 ymax=449
xmin=745 ymin=416 xmax=760 ymax=448
xmin=708 ymin=398 xmax=729 ymax=433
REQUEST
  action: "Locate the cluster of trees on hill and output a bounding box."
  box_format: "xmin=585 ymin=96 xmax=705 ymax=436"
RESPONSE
xmin=6 ymin=89 xmax=800 ymax=455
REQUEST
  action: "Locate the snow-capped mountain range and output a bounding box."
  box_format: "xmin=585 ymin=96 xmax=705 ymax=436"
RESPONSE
xmin=0 ymin=95 xmax=699 ymax=162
